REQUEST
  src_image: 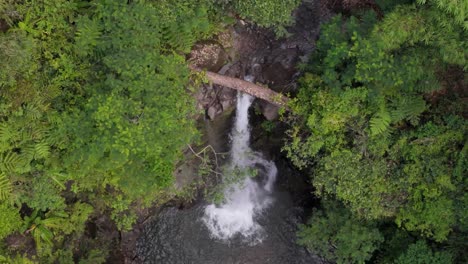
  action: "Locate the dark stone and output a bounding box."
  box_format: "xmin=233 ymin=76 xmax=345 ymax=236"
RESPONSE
xmin=261 ymin=102 xmax=280 ymax=121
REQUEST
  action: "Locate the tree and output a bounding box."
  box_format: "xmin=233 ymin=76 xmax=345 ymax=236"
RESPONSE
xmin=416 ymin=0 xmax=468 ymax=29
xmin=298 ymin=201 xmax=384 ymax=264
xmin=0 ymin=0 xmax=217 ymax=259
xmin=287 ymin=1 xmax=467 ymax=261
xmin=396 ymin=240 xmax=453 ymax=264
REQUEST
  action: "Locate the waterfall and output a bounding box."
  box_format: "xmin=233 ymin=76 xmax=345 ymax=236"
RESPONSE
xmin=203 ymin=83 xmax=278 ymax=244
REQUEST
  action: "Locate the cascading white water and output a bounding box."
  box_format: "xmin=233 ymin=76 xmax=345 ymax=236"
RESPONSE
xmin=203 ymin=82 xmax=278 ymax=243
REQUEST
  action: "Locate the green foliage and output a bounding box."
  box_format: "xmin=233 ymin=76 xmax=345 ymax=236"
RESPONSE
xmin=16 ymin=176 xmax=66 ymax=212
xmin=260 ymin=120 xmax=276 ymax=134
xmin=0 ymin=254 xmax=36 ymax=264
xmin=57 ymin=0 xmax=205 ymax=220
xmin=52 ymin=202 xmax=94 ymax=239
xmin=287 ymin=1 xmax=467 ymax=262
xmin=298 ymin=201 xmax=384 ymax=264
xmin=390 ymin=119 xmax=465 ymax=241
xmin=0 ymin=202 xmax=22 ymax=240
xmin=0 ymin=32 xmax=36 ymax=88
xmin=370 ymin=110 xmax=391 ymax=136
xmin=0 ymin=173 xmax=11 ymax=201
xmin=396 ymin=240 xmax=453 ymax=264
xmin=21 ymin=203 xmax=93 ymax=257
xmin=232 ymin=0 xmax=301 ymax=28
xmin=78 ymin=249 xmax=108 ymax=264
xmin=286 ymin=2 xmax=467 ymax=240
xmin=0 ymin=0 xmax=238 ymax=260
xmin=315 ymin=150 xmax=398 ymax=219
xmin=416 ymin=0 xmax=468 ymax=29
xmin=0 ymin=0 xmax=18 ymax=26
xmin=211 ymin=0 xmax=300 ymax=33
xmin=22 ymin=210 xmax=60 ymax=254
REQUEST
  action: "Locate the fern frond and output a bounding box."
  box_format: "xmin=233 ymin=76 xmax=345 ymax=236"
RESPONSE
xmin=34 ymin=142 xmax=50 ymax=159
xmin=21 ymin=144 xmax=35 ymax=162
xmin=0 ymin=152 xmax=21 ymax=173
xmin=402 ymin=96 xmax=426 ymax=118
xmin=370 ymin=110 xmax=391 ymax=136
xmin=44 ymin=128 xmax=68 ymax=149
xmin=0 ymin=123 xmax=14 ymax=143
xmin=75 ymin=15 xmax=102 ymax=57
xmin=24 ymin=103 xmax=42 ymax=120
xmin=42 ymin=215 xmax=67 ymax=229
xmin=415 ymin=72 xmax=440 ymax=93
xmin=391 ymin=96 xmax=426 ymax=123
xmin=0 ymin=172 xmax=12 ymax=201
xmin=41 ymin=85 xmax=61 ymax=101
xmin=47 ymin=173 xmax=66 ymax=190
xmin=28 ymin=126 xmax=48 ymax=140
xmin=32 ymin=224 xmax=54 ymax=251
xmin=0 ymin=141 xmax=10 ymax=153
xmin=390 ymin=108 xmax=406 ymax=122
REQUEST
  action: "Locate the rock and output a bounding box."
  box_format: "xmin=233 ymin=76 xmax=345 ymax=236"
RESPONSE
xmin=196 ymin=85 xmax=213 ymax=111
xmin=221 ymin=100 xmax=233 ymax=111
xmin=207 ymin=104 xmax=222 ymax=120
xmin=174 ymin=162 xmax=198 ymax=191
xmin=218 ymin=63 xmax=233 ymax=75
xmin=219 ymin=86 xmax=237 ymax=101
xmin=262 ymin=103 xmax=280 ymax=121
xmin=188 ymin=41 xmax=227 ymax=72
xmin=261 ymin=48 xmax=299 ymax=87
xmin=217 ymin=31 xmax=233 ymax=49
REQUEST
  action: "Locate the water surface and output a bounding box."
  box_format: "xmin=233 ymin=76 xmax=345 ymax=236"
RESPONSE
xmin=136 ymin=91 xmax=319 ymax=263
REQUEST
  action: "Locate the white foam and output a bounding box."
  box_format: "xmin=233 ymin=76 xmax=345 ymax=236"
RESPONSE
xmin=203 ymin=81 xmax=278 ymax=244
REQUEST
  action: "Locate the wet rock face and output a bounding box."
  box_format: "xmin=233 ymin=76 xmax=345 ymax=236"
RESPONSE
xmin=260 ymin=48 xmax=299 ymax=87
xmin=196 ymin=83 xmax=237 ymax=120
xmin=259 ymin=102 xmax=280 ymax=121
xmin=194 ymin=0 xmax=323 ymax=121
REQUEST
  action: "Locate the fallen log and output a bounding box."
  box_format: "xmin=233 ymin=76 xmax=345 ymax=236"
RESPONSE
xmin=191 ymin=67 xmax=290 ymax=107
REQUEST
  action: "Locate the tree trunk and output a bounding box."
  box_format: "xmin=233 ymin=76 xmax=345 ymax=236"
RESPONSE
xmin=192 ymin=68 xmax=290 ymax=107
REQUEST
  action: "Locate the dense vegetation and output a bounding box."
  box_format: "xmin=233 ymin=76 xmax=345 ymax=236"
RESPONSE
xmin=287 ymin=0 xmax=467 ymax=263
xmin=0 ymin=0 xmax=466 ymax=263
xmin=0 ymin=0 xmax=299 ymax=262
